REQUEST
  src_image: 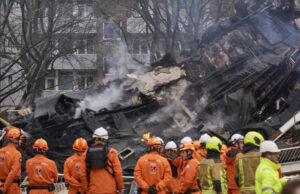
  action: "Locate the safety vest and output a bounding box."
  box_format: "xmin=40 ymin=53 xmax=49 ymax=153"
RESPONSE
xmin=255 ymin=158 xmax=288 ymax=194
xmin=234 ymin=151 xmax=261 ymax=194
xmin=198 ymin=158 xmax=228 ymax=194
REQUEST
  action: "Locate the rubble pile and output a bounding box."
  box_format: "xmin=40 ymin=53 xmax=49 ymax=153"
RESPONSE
xmin=1 ymin=3 xmax=300 ymax=175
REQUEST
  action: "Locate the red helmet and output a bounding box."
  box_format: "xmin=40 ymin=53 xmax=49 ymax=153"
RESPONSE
xmin=147 ymin=137 xmax=162 ymax=149
xmin=33 ymin=138 xmax=48 ymax=151
xmin=6 ymin=127 xmax=21 ymax=141
xmin=73 ymin=138 xmax=88 ymax=152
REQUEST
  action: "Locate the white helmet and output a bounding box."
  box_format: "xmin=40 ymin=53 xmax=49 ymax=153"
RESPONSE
xmin=156 ymin=137 xmax=164 ymax=145
xmin=230 ymin=134 xmax=244 ymax=142
xmin=260 ymin=141 xmax=280 ymax=153
xmin=93 ymin=127 xmax=108 ymax=139
xmin=165 ymin=141 xmax=177 ymax=151
xmin=180 ymin=136 xmax=193 ymax=144
xmin=199 ymin=133 xmax=211 ymax=144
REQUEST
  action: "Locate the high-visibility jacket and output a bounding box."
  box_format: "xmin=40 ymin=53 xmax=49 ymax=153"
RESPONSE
xmin=255 ymin=158 xmax=288 ymax=194
xmin=196 ymin=149 xmax=207 ymax=162
xmin=87 ymin=148 xmax=124 ymax=194
xmin=134 ymin=151 xmax=172 ymax=194
xmin=234 ymin=151 xmax=261 ymax=194
xmin=0 ymin=143 xmax=22 ymax=194
xmin=179 ymin=158 xmax=200 ymax=194
xmin=198 ymin=158 xmax=228 ymax=194
xmin=165 ymin=156 xmax=182 ymax=193
xmin=224 ymin=147 xmax=241 ymax=190
xmin=25 ymin=154 xmax=58 ymax=194
xmin=64 ymin=153 xmax=88 ymax=194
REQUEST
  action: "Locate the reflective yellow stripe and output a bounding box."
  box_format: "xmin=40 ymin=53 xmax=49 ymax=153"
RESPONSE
xmin=240 ymin=186 xmax=255 ymax=191
xmin=239 ymin=159 xmax=245 ymax=188
xmin=207 ymin=166 xmax=214 ymax=191
xmin=220 ymin=169 xmax=227 ymax=194
xmin=202 ymin=190 xmax=217 ymax=194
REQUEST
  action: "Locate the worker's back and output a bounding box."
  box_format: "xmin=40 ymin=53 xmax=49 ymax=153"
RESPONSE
xmin=234 ymin=151 xmax=261 ymax=194
xmin=134 ymin=151 xmax=171 ymax=194
xmin=0 ymin=143 xmax=22 ymax=194
xmin=86 ymin=146 xmax=124 ymax=194
xmin=198 ymin=158 xmax=227 ymax=194
xmin=26 ymin=154 xmax=58 ymax=194
xmin=0 ymin=144 xmax=21 ymax=181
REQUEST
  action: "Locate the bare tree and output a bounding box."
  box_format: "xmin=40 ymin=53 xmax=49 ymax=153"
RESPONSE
xmin=131 ymin=0 xmax=236 ymax=62
xmin=0 ymin=0 xmax=95 ymax=106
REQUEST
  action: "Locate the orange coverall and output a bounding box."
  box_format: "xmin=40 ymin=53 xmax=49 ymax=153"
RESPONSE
xmin=224 ymin=147 xmax=241 ymax=194
xmin=196 ymin=149 xmax=207 ymax=162
xmin=25 ymin=154 xmax=58 ymax=194
xmin=179 ymin=158 xmax=200 ymax=194
xmin=192 ymin=151 xmax=201 ymax=162
xmin=64 ymin=153 xmax=88 ymax=194
xmin=165 ymin=156 xmax=182 ymax=193
xmin=0 ymin=144 xmax=22 ymax=194
xmin=88 ymin=148 xmax=124 ymax=194
xmin=134 ymin=151 xmax=172 ymax=194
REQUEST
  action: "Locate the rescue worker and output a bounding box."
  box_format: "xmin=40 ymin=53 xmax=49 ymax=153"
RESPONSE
xmin=181 ymin=136 xmax=201 ymax=161
xmin=197 ymin=133 xmax=211 ymax=162
xmin=234 ymin=131 xmax=264 ymax=194
xmin=85 ymin=127 xmax=124 ymax=194
xmin=224 ymin=134 xmax=244 ymax=194
xmin=193 ymin=140 xmax=200 ymax=151
xmin=255 ymin=141 xmax=288 ymax=194
xmin=26 ymin=138 xmax=58 ymax=194
xmin=178 ymin=142 xmax=200 ymax=194
xmin=134 ymin=137 xmax=172 ymax=194
xmin=198 ymin=136 xmax=228 ymax=194
xmin=164 ymin=141 xmax=181 ymax=194
xmin=64 ymin=138 xmax=88 ymax=194
xmin=156 ymin=137 xmax=165 ymax=156
xmin=0 ymin=127 xmax=22 ymax=194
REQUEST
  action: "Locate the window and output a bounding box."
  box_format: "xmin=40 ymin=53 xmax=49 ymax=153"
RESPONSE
xmin=103 ymin=22 xmax=121 ymax=40
xmin=76 ymin=39 xmax=94 ymax=54
xmin=132 ymin=39 xmax=140 ymax=54
xmin=74 ymin=4 xmax=94 ymax=18
xmin=130 ymin=39 xmax=148 ymax=54
xmin=46 ymin=78 xmax=55 ymax=90
xmin=59 ymin=72 xmax=74 ymax=90
xmin=77 ymin=72 xmax=93 ymax=89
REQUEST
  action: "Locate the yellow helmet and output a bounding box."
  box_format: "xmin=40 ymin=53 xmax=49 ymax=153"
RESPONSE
xmin=206 ymin=136 xmax=223 ymax=152
xmin=244 ymin=131 xmax=264 ymax=147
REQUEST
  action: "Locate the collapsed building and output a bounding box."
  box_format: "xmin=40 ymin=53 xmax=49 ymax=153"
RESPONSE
xmin=1 ymin=2 xmax=300 ymax=176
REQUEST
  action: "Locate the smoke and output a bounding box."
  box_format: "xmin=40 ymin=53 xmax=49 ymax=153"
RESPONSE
xmin=74 ymin=40 xmax=149 ymax=118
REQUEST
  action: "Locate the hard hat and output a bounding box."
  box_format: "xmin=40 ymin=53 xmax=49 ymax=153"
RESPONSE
xmin=179 ymin=142 xmax=195 ymax=152
xmin=73 ymin=138 xmax=88 ymax=152
xmin=230 ymin=134 xmax=244 ymax=142
xmin=33 ymin=138 xmax=48 ymax=151
xmin=93 ymin=127 xmax=108 ymax=140
xmin=260 ymin=141 xmax=280 ymax=153
xmin=193 ymin=140 xmax=200 ymax=149
xmin=165 ymin=141 xmax=177 ymax=151
xmin=206 ymin=136 xmax=223 ymax=152
xmin=156 ymin=137 xmax=164 ymax=145
xmin=6 ymin=127 xmax=21 ymax=140
xmin=180 ymin=136 xmax=193 ymax=144
xmin=147 ymin=137 xmax=162 ymax=149
xmin=244 ymin=131 xmax=264 ymax=147
xmin=199 ymin=133 xmax=211 ymax=144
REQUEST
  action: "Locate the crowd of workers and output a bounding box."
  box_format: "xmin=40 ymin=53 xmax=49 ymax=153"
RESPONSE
xmin=0 ymin=126 xmax=297 ymax=194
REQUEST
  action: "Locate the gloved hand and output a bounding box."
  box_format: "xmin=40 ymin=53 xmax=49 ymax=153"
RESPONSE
xmin=147 ymin=185 xmax=157 ymax=194
xmin=117 ymin=189 xmax=124 ymax=194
